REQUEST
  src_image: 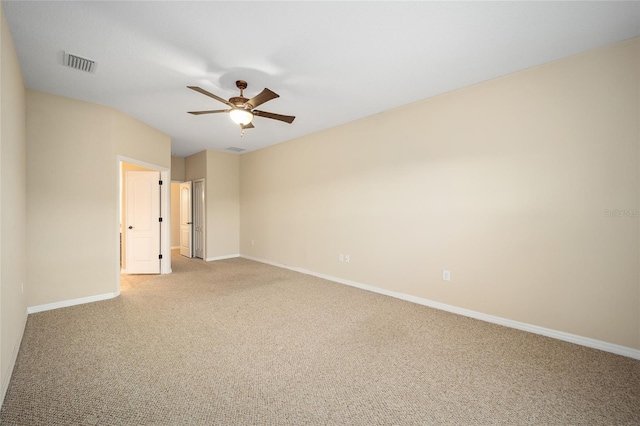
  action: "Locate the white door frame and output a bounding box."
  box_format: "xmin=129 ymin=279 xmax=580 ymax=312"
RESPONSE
xmin=116 ymin=156 xmax=171 ymax=295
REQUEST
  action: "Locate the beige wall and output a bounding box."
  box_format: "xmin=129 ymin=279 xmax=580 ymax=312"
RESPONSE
xmin=26 ymin=90 xmax=171 ymax=307
xmin=185 ymin=150 xmax=206 ymax=182
xmin=171 ymin=156 xmax=185 ymax=182
xmin=171 ymin=183 xmax=180 ymax=248
xmin=0 ymin=5 xmax=27 ymax=401
xmin=185 ymin=150 xmax=240 ymax=259
xmin=205 ymin=150 xmax=239 ymax=258
xmin=171 ymin=156 xmax=186 ymax=250
xmin=241 ymin=38 xmax=640 ymax=350
xmin=113 ymin=114 xmax=170 ymax=170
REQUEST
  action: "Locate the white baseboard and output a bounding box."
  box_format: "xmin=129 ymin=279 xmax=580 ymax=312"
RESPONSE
xmin=206 ymin=254 xmax=240 ymax=262
xmin=241 ymin=255 xmax=640 ymax=361
xmin=27 ymin=292 xmax=119 ymax=314
xmin=1 ymin=309 xmax=28 ymax=405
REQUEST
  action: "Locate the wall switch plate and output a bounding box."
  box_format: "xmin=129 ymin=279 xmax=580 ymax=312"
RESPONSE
xmin=339 ymin=254 xmax=344 ymax=262
xmin=443 ymin=270 xmax=451 ymax=281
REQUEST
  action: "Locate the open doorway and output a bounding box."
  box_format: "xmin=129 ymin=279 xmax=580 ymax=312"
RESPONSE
xmin=192 ymin=179 xmax=205 ymax=259
xmin=179 ymin=181 xmax=193 ymax=257
xmin=118 ymin=157 xmax=171 ymax=289
xmin=171 ymin=178 xmax=205 ymax=259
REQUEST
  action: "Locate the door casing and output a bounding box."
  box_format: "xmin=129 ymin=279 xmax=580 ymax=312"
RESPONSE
xmin=117 ymin=157 xmax=171 ymax=295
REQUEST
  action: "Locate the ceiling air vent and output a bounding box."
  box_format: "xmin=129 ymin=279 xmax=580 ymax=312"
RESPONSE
xmin=63 ymin=52 xmax=97 ymax=73
xmin=226 ymin=147 xmax=245 ymax=153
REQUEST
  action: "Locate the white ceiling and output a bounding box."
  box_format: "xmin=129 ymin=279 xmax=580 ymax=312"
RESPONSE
xmin=3 ymin=1 xmax=639 ymax=157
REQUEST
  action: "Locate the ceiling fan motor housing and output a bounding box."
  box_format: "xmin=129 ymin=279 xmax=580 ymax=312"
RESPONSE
xmin=229 ymin=96 xmax=250 ymax=108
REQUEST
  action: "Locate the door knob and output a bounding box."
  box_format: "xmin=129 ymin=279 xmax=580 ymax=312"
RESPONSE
xmin=128 ymin=226 xmax=133 ymax=229
xmin=187 ymin=222 xmax=193 ymax=224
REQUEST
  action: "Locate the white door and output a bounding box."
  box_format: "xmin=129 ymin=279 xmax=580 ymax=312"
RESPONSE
xmin=193 ymin=179 xmax=205 ymax=259
xmin=179 ymin=181 xmax=193 ymax=258
xmin=126 ymin=171 xmax=160 ymax=274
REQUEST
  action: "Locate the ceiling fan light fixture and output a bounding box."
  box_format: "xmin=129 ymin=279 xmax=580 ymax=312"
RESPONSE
xmin=229 ymin=108 xmax=254 ymax=125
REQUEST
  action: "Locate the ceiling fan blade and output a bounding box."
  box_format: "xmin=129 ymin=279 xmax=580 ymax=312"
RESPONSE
xmin=246 ymin=88 xmax=279 ymax=109
xmin=253 ymin=110 xmax=296 ymax=124
xmin=241 ymin=122 xmax=255 ymax=129
xmin=187 ymin=86 xmax=235 ymax=107
xmin=187 ymin=109 xmax=230 ymax=115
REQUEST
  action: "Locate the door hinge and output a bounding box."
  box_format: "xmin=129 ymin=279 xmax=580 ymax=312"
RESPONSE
xmin=159 ymin=180 xmax=163 ymax=185
xmin=159 ymin=217 xmax=163 ymax=222
xmin=159 ymin=254 xmax=163 ymax=260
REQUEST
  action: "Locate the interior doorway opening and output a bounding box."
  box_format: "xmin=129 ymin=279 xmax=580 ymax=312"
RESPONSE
xmin=179 ymin=181 xmax=192 ymax=258
xmin=173 ymin=179 xmax=205 ymax=260
xmin=117 ymin=157 xmax=171 ymax=292
xmin=192 ymin=179 xmax=205 ymax=259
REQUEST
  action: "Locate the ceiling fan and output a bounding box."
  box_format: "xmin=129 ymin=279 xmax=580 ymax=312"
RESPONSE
xmin=187 ymin=80 xmax=295 ymax=134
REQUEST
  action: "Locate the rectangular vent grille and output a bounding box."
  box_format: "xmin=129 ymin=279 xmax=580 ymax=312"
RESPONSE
xmin=226 ymin=147 xmax=245 ymax=153
xmin=64 ymin=52 xmax=97 ymax=73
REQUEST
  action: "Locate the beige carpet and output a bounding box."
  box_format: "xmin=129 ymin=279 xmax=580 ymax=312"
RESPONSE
xmin=1 ymin=252 xmax=639 ymax=425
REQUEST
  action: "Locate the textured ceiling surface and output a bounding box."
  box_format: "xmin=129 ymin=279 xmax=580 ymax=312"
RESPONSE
xmin=3 ymin=1 xmax=639 ymax=157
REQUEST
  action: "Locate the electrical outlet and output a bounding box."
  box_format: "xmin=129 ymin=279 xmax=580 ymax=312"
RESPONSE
xmin=344 ymin=255 xmax=350 ymax=263
xmin=443 ymin=270 xmax=451 ymax=281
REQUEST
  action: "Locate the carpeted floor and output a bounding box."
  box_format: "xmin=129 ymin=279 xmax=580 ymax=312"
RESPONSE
xmin=1 ymin=252 xmax=639 ymax=425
